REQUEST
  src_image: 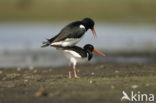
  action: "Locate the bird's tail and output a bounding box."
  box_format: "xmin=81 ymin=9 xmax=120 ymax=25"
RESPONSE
xmin=41 ymin=39 xmax=51 ymax=48
xmin=41 ymin=34 xmax=59 ymax=48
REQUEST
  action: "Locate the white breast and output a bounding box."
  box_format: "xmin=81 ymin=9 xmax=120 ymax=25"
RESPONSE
xmin=60 ymin=49 xmax=87 ymax=64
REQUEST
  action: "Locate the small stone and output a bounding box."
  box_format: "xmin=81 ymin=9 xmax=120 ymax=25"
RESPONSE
xmin=0 ymin=70 xmax=3 ymax=74
xmin=29 ymin=66 xmax=34 ymax=70
xmin=90 ymin=80 xmax=93 ymax=84
xmin=24 ymin=75 xmax=32 ymax=79
xmin=145 ymin=83 xmax=150 ymax=87
xmin=17 ymin=67 xmax=21 ymax=71
xmin=34 ymin=87 xmax=48 ymax=97
xmin=114 ymin=70 xmax=120 ymax=74
xmin=111 ymin=85 xmax=115 ymax=89
xmin=99 ymin=65 xmax=104 ymax=69
xmin=89 ymin=80 xmax=96 ymax=84
xmin=24 ymin=79 xmax=28 ymax=83
xmin=91 ymin=72 xmax=95 ymax=76
xmin=33 ymin=70 xmax=37 ymax=73
xmin=131 ymin=84 xmax=138 ymax=89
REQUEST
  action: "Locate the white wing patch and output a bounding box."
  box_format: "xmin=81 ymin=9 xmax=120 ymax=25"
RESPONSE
xmin=64 ymin=50 xmax=81 ymax=58
xmin=80 ymin=24 xmax=85 ymax=29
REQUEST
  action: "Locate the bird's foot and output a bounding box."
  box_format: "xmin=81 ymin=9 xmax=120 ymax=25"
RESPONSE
xmin=68 ymin=75 xmax=72 ymax=79
xmin=74 ymin=75 xmax=80 ymax=79
xmin=68 ymin=71 xmax=72 ymax=79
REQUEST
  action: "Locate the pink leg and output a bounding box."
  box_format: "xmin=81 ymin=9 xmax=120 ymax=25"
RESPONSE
xmin=73 ymin=63 xmax=79 ymax=78
xmin=68 ymin=67 xmax=72 ymax=79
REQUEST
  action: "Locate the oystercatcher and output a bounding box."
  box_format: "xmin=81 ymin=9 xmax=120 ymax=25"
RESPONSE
xmin=53 ymin=44 xmax=105 ymax=78
xmin=41 ymin=18 xmax=96 ymax=47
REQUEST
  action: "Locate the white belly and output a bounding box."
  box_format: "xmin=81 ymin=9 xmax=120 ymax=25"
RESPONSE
xmin=59 ymin=49 xmax=87 ymax=65
xmin=51 ymin=38 xmax=81 ymax=47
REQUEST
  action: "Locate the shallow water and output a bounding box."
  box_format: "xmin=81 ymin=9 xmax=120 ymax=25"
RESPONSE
xmin=0 ymin=22 xmax=156 ymax=67
xmin=0 ymin=22 xmax=156 ymax=51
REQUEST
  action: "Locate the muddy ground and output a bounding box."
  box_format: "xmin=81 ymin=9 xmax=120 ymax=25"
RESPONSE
xmin=0 ymin=63 xmax=156 ymax=103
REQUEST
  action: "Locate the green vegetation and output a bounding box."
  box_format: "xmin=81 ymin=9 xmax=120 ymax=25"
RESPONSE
xmin=0 ymin=0 xmax=156 ymax=23
xmin=0 ymin=63 xmax=156 ymax=103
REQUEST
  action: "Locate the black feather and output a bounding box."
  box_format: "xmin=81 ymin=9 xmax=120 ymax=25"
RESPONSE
xmin=41 ymin=34 xmax=59 ymax=48
xmin=87 ymin=50 xmax=93 ymax=61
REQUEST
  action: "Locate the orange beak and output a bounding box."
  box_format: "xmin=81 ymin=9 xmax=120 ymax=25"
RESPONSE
xmin=91 ymin=28 xmax=97 ymax=38
xmin=93 ymin=49 xmax=106 ymax=56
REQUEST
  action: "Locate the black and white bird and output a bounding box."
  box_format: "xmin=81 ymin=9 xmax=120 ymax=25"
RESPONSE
xmin=54 ymin=44 xmax=105 ymax=78
xmin=41 ymin=18 xmax=96 ymax=47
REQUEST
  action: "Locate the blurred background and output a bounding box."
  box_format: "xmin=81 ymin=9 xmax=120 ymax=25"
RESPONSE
xmin=0 ymin=0 xmax=156 ymax=67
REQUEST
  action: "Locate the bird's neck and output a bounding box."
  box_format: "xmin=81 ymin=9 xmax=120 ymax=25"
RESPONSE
xmin=86 ymin=50 xmax=93 ymax=61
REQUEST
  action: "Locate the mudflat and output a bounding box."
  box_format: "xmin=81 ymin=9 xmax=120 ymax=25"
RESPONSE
xmin=0 ymin=63 xmax=156 ymax=103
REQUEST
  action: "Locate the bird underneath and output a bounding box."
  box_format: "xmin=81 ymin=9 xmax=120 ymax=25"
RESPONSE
xmin=41 ymin=18 xmax=96 ymax=48
xmin=53 ymin=44 xmax=106 ymax=78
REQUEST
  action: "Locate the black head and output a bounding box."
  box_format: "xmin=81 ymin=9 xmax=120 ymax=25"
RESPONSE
xmin=83 ymin=44 xmax=106 ymax=61
xmin=84 ymin=44 xmax=94 ymax=52
xmin=81 ymin=18 xmax=95 ymax=30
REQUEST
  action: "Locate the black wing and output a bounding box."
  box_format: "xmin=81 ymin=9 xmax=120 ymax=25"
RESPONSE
xmin=41 ymin=21 xmax=86 ymax=47
xmin=54 ymin=46 xmax=87 ymax=58
xmin=53 ymin=21 xmax=86 ymax=42
xmin=67 ymin=46 xmax=87 ymax=58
